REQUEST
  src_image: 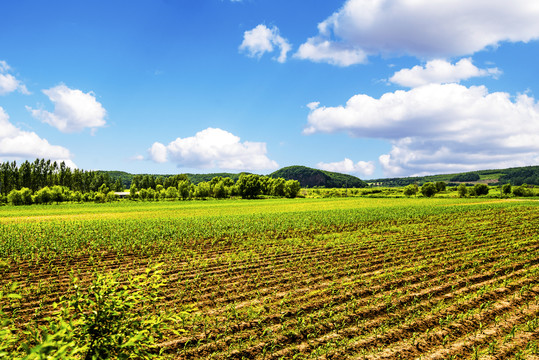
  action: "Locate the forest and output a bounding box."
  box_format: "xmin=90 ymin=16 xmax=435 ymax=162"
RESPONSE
xmin=0 ymin=159 xmax=301 ymax=205
xmin=370 ymin=166 xmax=539 ymax=187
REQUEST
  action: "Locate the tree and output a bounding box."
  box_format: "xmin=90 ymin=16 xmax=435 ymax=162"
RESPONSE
xmin=420 ymin=182 xmax=437 ymax=197
xmin=129 ymin=184 xmax=138 ymax=199
xmin=51 ymin=186 xmax=65 ymax=204
xmin=1 ymin=161 xmax=15 ymax=195
xmin=139 ymin=188 xmax=148 ymax=201
xmin=283 ymin=180 xmax=301 ymax=198
xmin=194 ymin=182 xmax=211 ymax=198
xmin=19 ymin=161 xmax=32 ymax=189
xmin=403 ymin=184 xmax=418 ymax=197
xmin=98 ymin=183 xmax=109 ymax=195
xmin=165 ymin=186 xmax=178 ymax=200
xmin=435 ymin=181 xmax=446 ymax=192
xmin=113 ymin=179 xmax=124 ymax=192
xmin=450 ymin=172 xmax=480 ymax=182
xmin=213 ymin=180 xmax=227 ymax=199
xmin=35 ymin=186 xmax=53 ymax=204
xmin=513 ymin=185 xmax=532 ymax=197
xmin=7 ymin=189 xmax=24 ymax=205
xmin=105 ymin=191 xmax=118 ymax=202
xmin=259 ymin=176 xmax=271 ymax=195
xmin=236 ymin=174 xmax=262 ymax=199
xmin=457 ymin=184 xmax=468 ymax=198
xmin=72 ymin=169 xmax=84 ymax=192
xmin=502 ymin=183 xmax=512 ymax=196
xmin=270 ymin=178 xmax=286 ymax=197
xmin=178 ymin=180 xmax=191 ymax=200
xmin=473 ymin=183 xmax=489 ymax=196
xmin=71 ymin=191 xmax=83 ymax=203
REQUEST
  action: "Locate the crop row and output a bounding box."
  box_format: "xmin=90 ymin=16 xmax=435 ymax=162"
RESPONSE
xmin=2 ymin=200 xmax=538 ymax=358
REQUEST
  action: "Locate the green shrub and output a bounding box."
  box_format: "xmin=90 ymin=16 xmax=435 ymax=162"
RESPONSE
xmin=457 ymin=184 xmax=468 ymax=198
xmin=513 ymin=185 xmax=533 ymax=197
xmin=403 ymin=184 xmax=418 ymax=197
xmin=435 ymin=181 xmax=446 ymax=192
xmin=7 ymin=188 xmax=33 ymax=206
xmin=284 ymin=180 xmax=301 ymax=198
xmin=420 ymin=182 xmax=437 ymax=197
xmin=473 ymin=183 xmax=489 ymax=196
xmin=24 ymin=265 xmax=186 ymax=359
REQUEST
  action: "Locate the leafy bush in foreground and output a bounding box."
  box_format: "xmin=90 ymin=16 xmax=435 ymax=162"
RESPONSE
xmin=12 ymin=265 xmax=185 ymax=359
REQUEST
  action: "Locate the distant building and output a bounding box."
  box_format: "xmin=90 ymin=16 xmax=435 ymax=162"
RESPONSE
xmin=114 ymin=192 xmax=130 ymax=199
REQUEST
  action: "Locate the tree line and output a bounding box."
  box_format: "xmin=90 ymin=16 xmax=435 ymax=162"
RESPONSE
xmin=0 ymin=159 xmax=301 ymax=205
xmin=0 ymin=159 xmax=121 ymax=196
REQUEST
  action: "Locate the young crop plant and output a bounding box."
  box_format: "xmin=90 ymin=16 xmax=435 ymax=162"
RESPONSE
xmin=22 ymin=264 xmax=186 ymax=360
xmin=0 ymin=283 xmax=22 ymax=358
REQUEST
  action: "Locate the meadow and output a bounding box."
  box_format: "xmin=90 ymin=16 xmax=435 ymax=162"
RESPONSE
xmin=1 ymin=197 xmax=538 ymax=359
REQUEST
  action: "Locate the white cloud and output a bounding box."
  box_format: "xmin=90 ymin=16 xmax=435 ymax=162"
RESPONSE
xmin=317 ymin=158 xmax=375 ymax=176
xmin=389 ymin=58 xmax=501 ymax=88
xmin=148 ymin=127 xmax=279 ymax=171
xmin=296 ymin=0 xmax=539 ymax=65
xmin=306 ymin=102 xmax=320 ymax=111
xmin=148 ymin=142 xmax=168 ymax=163
xmin=0 ymin=106 xmax=75 ymax=167
xmin=239 ymin=24 xmax=291 ymax=63
xmin=27 ymin=84 xmax=106 ymax=133
xmin=0 ymin=60 xmax=29 ymax=95
xmin=295 ymin=38 xmax=367 ymax=66
xmin=130 ymin=154 xmax=145 ymax=161
xmin=305 ymin=83 xmax=539 ymax=176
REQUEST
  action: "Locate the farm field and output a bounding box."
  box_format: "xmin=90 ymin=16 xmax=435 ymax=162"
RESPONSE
xmin=2 ymin=197 xmax=539 ymax=359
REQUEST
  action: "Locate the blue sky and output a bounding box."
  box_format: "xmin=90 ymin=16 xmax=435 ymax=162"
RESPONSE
xmin=1 ymin=0 xmax=539 ymax=179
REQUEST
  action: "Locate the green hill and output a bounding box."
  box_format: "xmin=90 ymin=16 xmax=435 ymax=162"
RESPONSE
xmin=99 ymin=164 xmax=539 ymax=190
xmin=269 ymin=166 xmax=367 ymax=188
xmin=368 ymin=165 xmax=539 ymax=187
xmin=99 ymin=166 xmax=367 ymax=189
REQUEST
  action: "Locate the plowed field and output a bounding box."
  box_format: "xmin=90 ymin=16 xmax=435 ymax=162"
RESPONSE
xmin=2 ymin=198 xmax=538 ymax=359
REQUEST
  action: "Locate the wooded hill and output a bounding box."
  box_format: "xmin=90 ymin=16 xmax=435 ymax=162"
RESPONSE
xmin=269 ymin=166 xmax=367 ymax=188
xmin=99 ymin=166 xmax=368 ymax=189
xmin=368 ymin=165 xmax=539 ymax=187
xmin=102 ymin=165 xmax=539 ymax=189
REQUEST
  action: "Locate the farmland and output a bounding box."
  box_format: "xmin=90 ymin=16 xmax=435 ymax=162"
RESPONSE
xmin=2 ymin=197 xmax=539 ymax=359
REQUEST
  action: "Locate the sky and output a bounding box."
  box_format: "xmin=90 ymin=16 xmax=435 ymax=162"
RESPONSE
xmin=1 ymin=0 xmax=539 ymax=179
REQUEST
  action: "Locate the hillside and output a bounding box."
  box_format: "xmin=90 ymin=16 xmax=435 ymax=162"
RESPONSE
xmin=269 ymin=166 xmax=367 ymax=188
xmin=98 ymin=164 xmax=539 ymax=189
xmin=369 ymin=165 xmax=539 ymax=187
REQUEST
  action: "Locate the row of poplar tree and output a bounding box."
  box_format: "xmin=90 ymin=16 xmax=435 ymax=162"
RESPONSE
xmin=0 ymin=159 xmax=301 ymax=205
xmin=0 ymin=159 xmax=120 ymax=196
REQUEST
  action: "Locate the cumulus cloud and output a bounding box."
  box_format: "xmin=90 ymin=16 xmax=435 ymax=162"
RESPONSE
xmin=317 ymin=158 xmax=375 ymax=176
xmin=0 ymin=60 xmax=29 ymax=95
xmin=239 ymin=24 xmax=291 ymax=63
xmin=295 ymin=39 xmax=367 ymax=67
xmin=389 ymin=58 xmax=501 ymax=87
xmin=305 ymin=83 xmax=539 ymax=176
xmin=0 ymin=106 xmax=75 ymax=167
xmin=27 ymin=84 xmax=106 ymax=133
xmin=148 ymin=128 xmax=279 ymax=171
xmin=148 ymin=142 xmax=168 ymax=163
xmin=130 ymin=155 xmax=145 ymax=161
xmin=296 ymin=0 xmax=539 ymax=65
